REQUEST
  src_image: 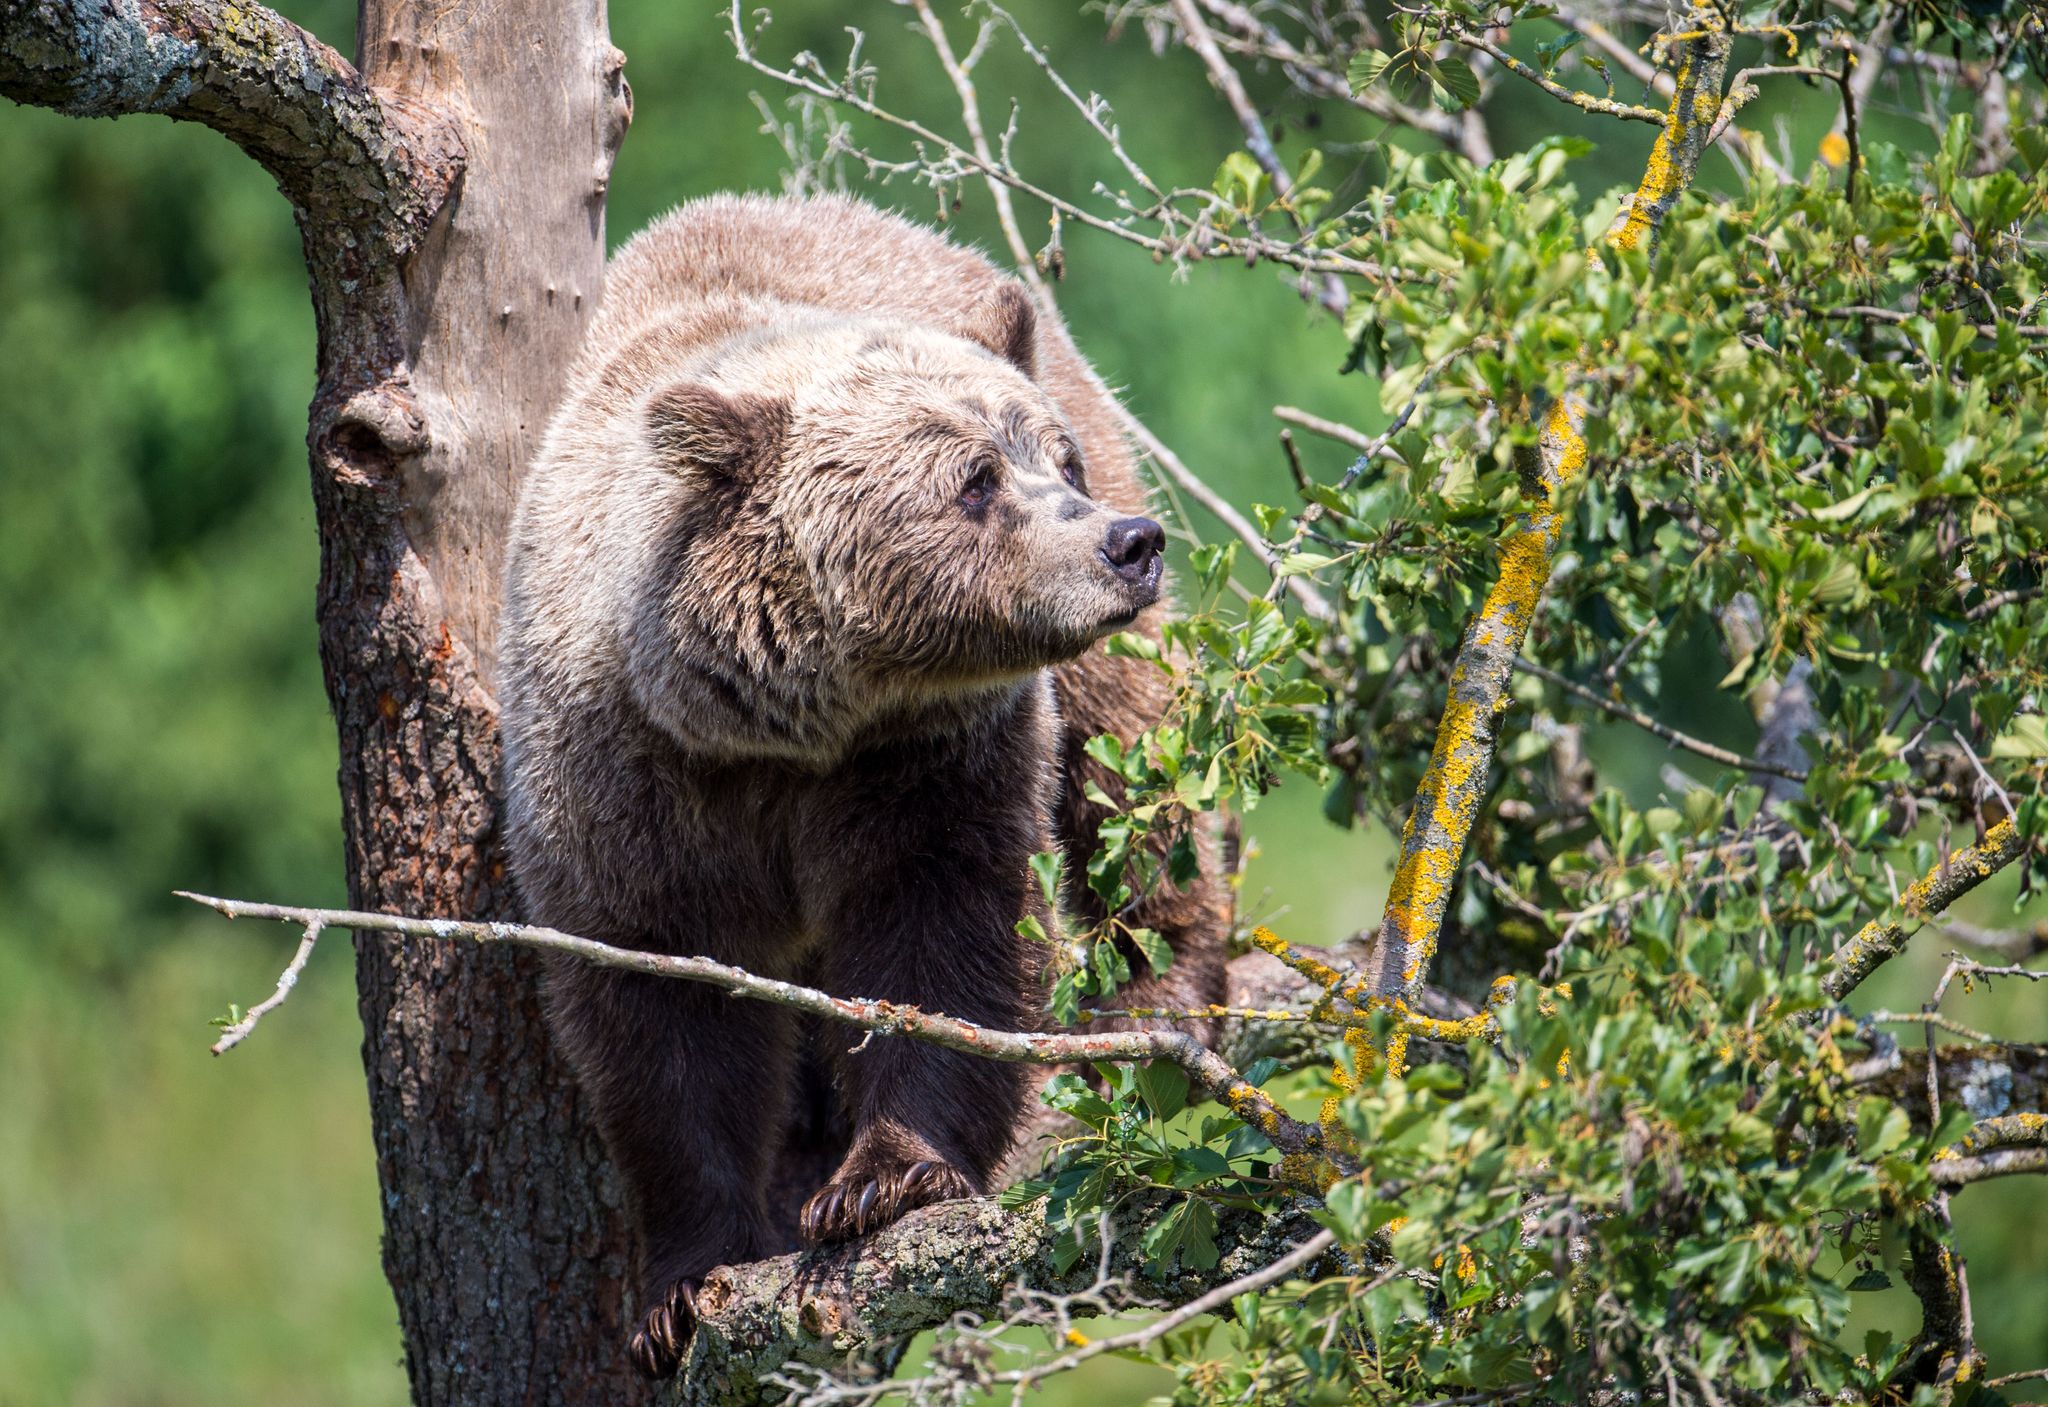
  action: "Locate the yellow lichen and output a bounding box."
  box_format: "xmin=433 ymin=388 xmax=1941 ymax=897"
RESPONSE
xmin=1277 ymin=1150 xmax=1341 ymax=1193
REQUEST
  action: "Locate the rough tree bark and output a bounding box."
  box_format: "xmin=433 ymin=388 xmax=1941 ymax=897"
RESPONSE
xmin=1 ymin=0 xmax=639 ymax=1401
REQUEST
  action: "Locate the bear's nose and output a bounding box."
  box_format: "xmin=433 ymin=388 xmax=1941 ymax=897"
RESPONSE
xmin=1100 ymin=516 xmax=1165 ymax=583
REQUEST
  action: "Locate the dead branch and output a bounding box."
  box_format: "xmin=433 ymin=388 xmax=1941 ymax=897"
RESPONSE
xmin=180 ymin=892 xmax=1327 ymax=1160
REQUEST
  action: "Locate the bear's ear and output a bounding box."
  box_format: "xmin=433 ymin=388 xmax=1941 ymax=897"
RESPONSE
xmin=645 ymin=382 xmax=788 ymax=484
xmin=957 ymin=281 xmax=1038 ymax=380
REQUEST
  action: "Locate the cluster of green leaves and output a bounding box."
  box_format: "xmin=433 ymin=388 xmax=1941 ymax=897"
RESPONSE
xmin=1102 ymin=112 xmax=2048 ymax=966
xmin=1033 ymin=543 xmax=1331 ymax=1019
xmin=1002 ymin=1057 xmax=1284 ymax=1277
xmin=1157 ymin=898 xmax=1969 ymax=1406
xmin=1021 ymin=3 xmax=2048 ymax=1401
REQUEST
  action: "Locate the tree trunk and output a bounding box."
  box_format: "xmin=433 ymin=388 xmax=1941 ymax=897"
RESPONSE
xmin=319 ymin=3 xmax=638 ymax=1403
xmin=1 ymin=0 xmax=639 ymax=1399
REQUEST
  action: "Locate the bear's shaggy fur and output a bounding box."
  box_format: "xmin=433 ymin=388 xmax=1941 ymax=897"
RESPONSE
xmin=499 ymin=193 xmax=1227 ymax=1376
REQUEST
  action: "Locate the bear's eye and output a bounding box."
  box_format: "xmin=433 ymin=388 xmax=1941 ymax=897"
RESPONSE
xmin=1055 ymin=445 xmax=1085 ymax=491
xmin=960 ymin=459 xmax=999 ymax=511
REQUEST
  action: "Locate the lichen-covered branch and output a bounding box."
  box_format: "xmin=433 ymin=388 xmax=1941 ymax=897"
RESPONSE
xmin=1858 ymin=1043 xmax=2048 ymax=1129
xmin=1932 ymin=1114 xmax=2048 ymax=1187
xmin=0 ymin=0 xmax=461 ymax=261
xmin=181 ymin=892 xmax=1328 ymax=1161
xmin=664 ymin=1197 xmax=1333 ymax=1407
xmin=1363 ymin=9 xmax=1732 ymax=1000
xmin=1450 ymin=27 xmax=1666 ymax=127
xmin=1821 ymin=820 xmax=2026 ymax=1001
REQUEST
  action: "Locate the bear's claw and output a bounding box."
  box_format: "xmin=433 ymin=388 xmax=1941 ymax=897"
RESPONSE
xmin=628 ymin=1279 xmax=699 ymax=1380
xmin=799 ymin=1156 xmax=972 ymax=1244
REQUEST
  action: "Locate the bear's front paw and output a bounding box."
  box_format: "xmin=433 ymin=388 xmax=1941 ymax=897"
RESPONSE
xmin=628 ymin=1278 xmax=699 ymax=1380
xmin=799 ymin=1157 xmax=974 ymax=1244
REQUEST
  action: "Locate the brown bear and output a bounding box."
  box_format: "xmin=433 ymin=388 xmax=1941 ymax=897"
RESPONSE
xmin=498 ymin=192 xmax=1227 ymax=1378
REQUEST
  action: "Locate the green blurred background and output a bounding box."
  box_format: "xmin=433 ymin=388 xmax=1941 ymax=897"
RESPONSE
xmin=0 ymin=3 xmax=2039 ymax=1402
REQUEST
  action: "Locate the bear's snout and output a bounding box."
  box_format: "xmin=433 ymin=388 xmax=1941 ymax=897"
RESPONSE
xmin=1100 ymin=515 xmax=1165 ymax=595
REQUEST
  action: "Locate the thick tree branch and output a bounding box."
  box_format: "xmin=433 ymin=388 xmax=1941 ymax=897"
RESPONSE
xmin=1932 ymin=1113 xmax=2048 ymax=1188
xmin=188 ymin=891 xmax=1357 ymax=1404
xmin=1364 ymin=10 xmax=1733 ymax=999
xmin=1857 ymin=1042 xmax=2048 ymax=1125
xmin=0 ymin=0 xmax=461 ymax=261
xmin=8 ymin=1 xmax=637 ymax=1394
xmin=663 ymin=1197 xmax=1333 ymax=1407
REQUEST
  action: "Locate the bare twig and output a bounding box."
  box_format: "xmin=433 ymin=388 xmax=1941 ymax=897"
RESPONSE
xmin=1170 ymin=0 xmax=1347 ymax=314
xmin=1119 ymin=401 xmax=1335 ymax=619
xmin=1191 ymin=0 xmax=1486 ymax=159
xmin=906 ymin=0 xmax=1044 ymax=297
xmin=1514 ymin=659 xmax=1808 ymax=781
xmin=728 ymin=0 xmax=1408 ymax=284
xmin=962 ymin=1225 xmax=1337 ymax=1397
xmin=1273 ymin=405 xmax=1397 ymax=457
xmin=210 ymin=919 xmax=324 ymax=1055
xmin=178 ymin=891 xmax=1329 ymax=1160
xmin=1451 ymin=27 xmax=1666 ymax=125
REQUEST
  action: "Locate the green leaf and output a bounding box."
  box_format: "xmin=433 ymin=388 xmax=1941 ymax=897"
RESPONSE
xmin=1130 ymin=925 xmax=1174 ymax=976
xmin=1135 ymin=1060 xmax=1190 ymax=1121
xmin=1028 ymin=850 xmax=1064 ymax=906
xmin=1430 ymin=57 xmax=1481 ymax=108
xmin=1347 ymin=49 xmax=1394 ymax=92
xmin=1278 ymin=551 xmax=1337 ymax=576
xmin=1323 ymin=1177 xmax=1371 ymax=1241
xmin=998 ymin=1178 xmax=1052 ymax=1210
xmin=1990 ymin=714 xmax=2048 ymax=759
xmin=1242 ymin=1056 xmax=1283 ymax=1087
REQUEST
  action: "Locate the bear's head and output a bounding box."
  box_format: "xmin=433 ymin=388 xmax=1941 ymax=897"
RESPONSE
xmin=639 ymin=283 xmax=1163 ymax=719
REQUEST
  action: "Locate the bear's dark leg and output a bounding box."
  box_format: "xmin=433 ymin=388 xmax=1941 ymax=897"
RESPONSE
xmin=546 ymin=960 xmax=796 ymax=1376
xmin=795 ymin=735 xmax=1041 ymax=1244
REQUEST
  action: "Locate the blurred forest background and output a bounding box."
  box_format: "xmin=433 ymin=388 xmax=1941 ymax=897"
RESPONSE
xmin=0 ymin=2 xmax=2040 ymax=1403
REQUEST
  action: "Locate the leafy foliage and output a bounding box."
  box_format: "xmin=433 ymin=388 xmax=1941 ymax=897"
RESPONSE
xmin=948 ymin=2 xmax=2048 ymax=1402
